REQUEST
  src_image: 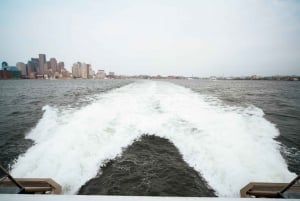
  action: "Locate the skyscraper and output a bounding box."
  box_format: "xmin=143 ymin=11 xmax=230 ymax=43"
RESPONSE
xmin=58 ymin=62 xmax=64 ymax=73
xmin=50 ymin=58 xmax=57 ymax=73
xmin=88 ymin=64 xmax=94 ymax=78
xmin=81 ymin=63 xmax=89 ymax=79
xmin=31 ymin=58 xmax=39 ymax=72
xmin=44 ymin=61 xmax=51 ymax=73
xmin=16 ymin=62 xmax=26 ymax=77
xmin=38 ymin=54 xmax=46 ymax=75
xmin=27 ymin=60 xmax=37 ymax=78
xmin=72 ymin=62 xmax=81 ymax=78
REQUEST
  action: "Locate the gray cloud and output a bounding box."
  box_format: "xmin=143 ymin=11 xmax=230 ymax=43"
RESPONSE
xmin=1 ymin=0 xmax=299 ymax=76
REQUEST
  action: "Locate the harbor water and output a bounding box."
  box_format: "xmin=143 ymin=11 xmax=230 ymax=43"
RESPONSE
xmin=0 ymin=79 xmax=299 ymax=197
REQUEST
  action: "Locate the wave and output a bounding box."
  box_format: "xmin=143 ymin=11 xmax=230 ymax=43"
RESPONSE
xmin=11 ymin=81 xmax=295 ymax=196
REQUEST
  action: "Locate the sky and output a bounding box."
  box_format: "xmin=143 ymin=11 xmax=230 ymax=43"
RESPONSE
xmin=0 ymin=0 xmax=300 ymax=77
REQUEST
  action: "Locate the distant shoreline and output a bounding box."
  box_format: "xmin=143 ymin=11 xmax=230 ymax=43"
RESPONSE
xmin=0 ymin=76 xmax=299 ymax=81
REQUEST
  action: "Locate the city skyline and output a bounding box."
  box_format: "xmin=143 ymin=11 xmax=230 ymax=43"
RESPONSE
xmin=1 ymin=0 xmax=300 ymax=77
xmin=1 ymin=52 xmax=300 ymax=80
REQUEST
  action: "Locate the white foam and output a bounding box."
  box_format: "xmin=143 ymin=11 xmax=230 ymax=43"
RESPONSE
xmin=11 ymin=81 xmax=295 ymax=196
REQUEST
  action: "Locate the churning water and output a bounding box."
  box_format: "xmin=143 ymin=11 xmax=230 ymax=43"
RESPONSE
xmin=0 ymin=79 xmax=299 ymax=197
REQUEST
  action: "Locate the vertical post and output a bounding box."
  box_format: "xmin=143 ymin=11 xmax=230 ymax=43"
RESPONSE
xmin=0 ymin=165 xmax=25 ymax=192
xmin=280 ymin=175 xmax=300 ymax=194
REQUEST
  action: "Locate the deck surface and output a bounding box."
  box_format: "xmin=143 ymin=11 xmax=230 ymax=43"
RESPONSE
xmin=240 ymin=182 xmax=300 ymax=198
xmin=0 ymin=194 xmax=300 ymax=201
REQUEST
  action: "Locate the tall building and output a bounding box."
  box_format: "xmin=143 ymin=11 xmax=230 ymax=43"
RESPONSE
xmin=81 ymin=63 xmax=89 ymax=79
xmin=88 ymin=65 xmax=95 ymax=78
xmin=44 ymin=61 xmax=51 ymax=73
xmin=72 ymin=62 xmax=81 ymax=78
xmin=16 ymin=62 xmax=26 ymax=77
xmin=27 ymin=61 xmax=35 ymax=74
xmin=31 ymin=58 xmax=39 ymax=72
xmin=50 ymin=58 xmax=57 ymax=73
xmin=38 ymin=54 xmax=46 ymax=75
xmin=58 ymin=62 xmax=64 ymax=73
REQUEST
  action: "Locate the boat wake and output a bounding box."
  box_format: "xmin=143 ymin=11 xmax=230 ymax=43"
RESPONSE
xmin=11 ymin=81 xmax=295 ymax=196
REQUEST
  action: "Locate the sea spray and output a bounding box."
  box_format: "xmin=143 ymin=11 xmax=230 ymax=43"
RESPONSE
xmin=11 ymin=81 xmax=295 ymax=196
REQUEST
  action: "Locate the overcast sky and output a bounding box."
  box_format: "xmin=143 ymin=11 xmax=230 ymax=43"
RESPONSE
xmin=1 ymin=0 xmax=300 ymax=76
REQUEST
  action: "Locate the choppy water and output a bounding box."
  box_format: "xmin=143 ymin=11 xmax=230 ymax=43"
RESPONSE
xmin=0 ymin=79 xmax=299 ymax=197
xmin=78 ymin=134 xmax=216 ymax=197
